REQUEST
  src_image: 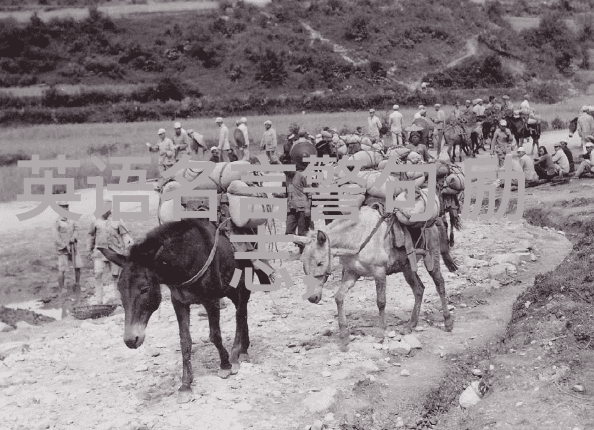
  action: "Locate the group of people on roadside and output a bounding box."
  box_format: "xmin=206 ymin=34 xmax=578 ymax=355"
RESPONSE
xmin=146 ymin=118 xmax=283 ymax=191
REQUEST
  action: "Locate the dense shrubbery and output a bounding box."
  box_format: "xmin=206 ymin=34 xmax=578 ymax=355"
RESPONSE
xmin=423 ymin=54 xmax=514 ymax=89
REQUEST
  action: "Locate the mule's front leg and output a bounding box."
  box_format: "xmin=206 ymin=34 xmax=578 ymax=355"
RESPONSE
xmin=335 ymin=272 xmax=358 ymax=352
xmin=172 ymin=297 xmax=193 ymax=392
xmin=203 ymin=300 xmax=233 ymax=379
xmin=375 ymin=276 xmax=387 ymax=332
xmin=402 ymin=266 xmax=425 ymax=333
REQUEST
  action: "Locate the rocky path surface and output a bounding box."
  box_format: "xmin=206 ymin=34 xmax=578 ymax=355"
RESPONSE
xmin=0 ymin=213 xmax=571 ymax=429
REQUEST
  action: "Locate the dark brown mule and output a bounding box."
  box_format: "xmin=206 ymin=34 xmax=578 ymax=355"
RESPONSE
xmin=99 ymin=218 xmax=270 ymax=394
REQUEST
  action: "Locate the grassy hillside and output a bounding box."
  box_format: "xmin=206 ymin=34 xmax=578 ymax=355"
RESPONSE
xmin=0 ymin=0 xmax=486 ymax=92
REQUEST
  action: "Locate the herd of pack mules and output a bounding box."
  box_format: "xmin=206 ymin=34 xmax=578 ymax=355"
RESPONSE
xmin=98 ymin=125 xmax=475 ymax=394
xmin=444 ymin=107 xmax=542 ymax=162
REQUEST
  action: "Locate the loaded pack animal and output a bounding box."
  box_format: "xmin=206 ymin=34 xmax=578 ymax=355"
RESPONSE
xmin=293 ymin=205 xmax=457 ymax=351
xmin=504 ymin=110 xmax=541 ymax=153
xmin=99 ymin=218 xmax=272 ymax=395
xmin=442 ymin=112 xmax=481 ymax=162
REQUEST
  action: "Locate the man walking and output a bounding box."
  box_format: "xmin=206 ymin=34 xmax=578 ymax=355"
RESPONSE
xmin=502 ymin=95 xmax=513 ymax=111
xmin=388 ymin=104 xmax=404 ymax=146
xmin=367 ymin=108 xmax=382 ymax=140
xmin=146 ymin=128 xmax=175 ymax=192
xmin=260 ymin=120 xmax=279 ymax=164
xmin=453 ymin=101 xmax=463 ymax=119
xmin=234 ymin=117 xmax=250 ymax=161
xmin=54 ymin=201 xmax=83 ymax=295
xmin=215 ymin=117 xmax=231 ymax=162
xmin=172 ymin=121 xmax=191 ymax=161
xmin=576 ymin=106 xmax=594 ymax=152
xmin=433 ymin=103 xmax=446 ymax=155
xmin=87 ymin=197 xmax=134 ymax=305
xmin=491 ymin=119 xmax=514 ymax=168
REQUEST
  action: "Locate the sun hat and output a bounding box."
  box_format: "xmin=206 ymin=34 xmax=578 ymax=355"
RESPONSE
xmin=264 ymin=120 xmax=272 ymax=126
xmin=393 ymin=104 xmax=399 ymax=109
xmin=158 ymin=128 xmax=166 ymax=135
xmin=215 ymin=117 xmax=224 ymax=123
xmin=174 ymin=121 xmax=181 ymax=128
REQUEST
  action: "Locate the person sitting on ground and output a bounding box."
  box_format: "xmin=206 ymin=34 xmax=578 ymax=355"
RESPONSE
xmin=575 ymin=139 xmax=594 ymax=178
xmin=559 ymin=141 xmax=574 ymax=173
xmin=516 ymin=147 xmax=539 ymax=185
xmin=534 ymin=146 xmax=557 ymax=180
xmin=552 ymin=142 xmax=570 ymax=177
xmin=209 ymin=147 xmax=220 ymax=163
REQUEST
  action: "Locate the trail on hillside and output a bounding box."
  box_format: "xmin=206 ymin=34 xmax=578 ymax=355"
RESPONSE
xmin=302 ymin=21 xmax=480 ymax=92
xmin=301 ymin=22 xmax=368 ymax=67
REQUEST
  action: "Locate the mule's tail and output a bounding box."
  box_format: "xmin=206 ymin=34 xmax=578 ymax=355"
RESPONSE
xmin=450 ymin=211 xmax=462 ymax=231
xmin=436 ymin=217 xmax=458 ymax=272
xmin=441 ymin=250 xmax=458 ymax=272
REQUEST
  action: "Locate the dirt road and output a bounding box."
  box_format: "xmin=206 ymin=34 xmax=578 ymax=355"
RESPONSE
xmin=0 ymin=128 xmax=586 ymax=430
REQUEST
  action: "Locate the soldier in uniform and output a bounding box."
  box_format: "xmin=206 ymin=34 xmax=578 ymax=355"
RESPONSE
xmin=172 ymin=121 xmax=192 ymax=161
xmin=146 ymin=128 xmax=176 ymax=192
xmin=491 ymin=120 xmax=515 ymax=168
xmin=87 ymin=197 xmax=134 ymax=305
xmin=54 ymin=201 xmax=83 ymax=295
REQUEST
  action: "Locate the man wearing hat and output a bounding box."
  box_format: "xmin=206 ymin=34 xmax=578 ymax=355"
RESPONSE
xmin=234 ymin=117 xmax=250 ymax=161
xmin=502 ymin=95 xmax=513 ymax=111
xmin=172 ymin=121 xmax=191 ymax=162
xmin=560 ymin=141 xmax=574 ymax=173
xmin=146 ymin=128 xmax=175 ymax=192
xmin=520 ymin=94 xmax=530 ymax=112
xmin=433 ymin=103 xmax=446 ymax=155
xmin=186 ymin=128 xmax=208 ymax=161
xmin=453 ymin=101 xmax=463 ymax=119
xmin=54 ymin=200 xmax=83 ymax=295
xmin=575 ymin=138 xmax=594 ymax=178
xmin=472 ymin=99 xmax=485 ymax=117
xmin=464 ymin=100 xmax=473 ymax=114
xmin=516 ymin=147 xmax=539 ymax=183
xmin=87 ymin=196 xmax=134 ymax=305
xmin=413 ymin=105 xmax=425 ymax=120
xmin=552 ymin=142 xmax=570 ymax=177
xmin=215 ymin=117 xmax=231 ymax=162
xmin=260 ymin=120 xmax=279 ymax=164
xmin=576 ymin=106 xmax=594 ymax=152
xmin=388 ymin=104 xmax=404 ymax=146
xmin=491 ymin=119 xmax=514 ymax=168
xmin=367 ymin=109 xmax=382 ymax=139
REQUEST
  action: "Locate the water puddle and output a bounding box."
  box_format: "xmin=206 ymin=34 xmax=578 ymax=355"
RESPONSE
xmin=4 ymin=300 xmax=63 ymax=321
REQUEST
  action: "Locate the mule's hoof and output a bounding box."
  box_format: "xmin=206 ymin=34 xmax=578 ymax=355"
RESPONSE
xmin=445 ymin=318 xmax=454 ymax=333
xmin=339 ymin=343 xmax=350 ymax=353
xmin=178 ymin=384 xmax=192 ymax=393
xmin=218 ymin=368 xmax=232 ymax=379
xmin=231 ymin=363 xmax=240 ymax=375
xmin=401 ymin=325 xmax=413 ymax=335
xmin=177 ymin=388 xmax=193 ymax=403
xmin=239 ymin=353 xmax=250 ymax=363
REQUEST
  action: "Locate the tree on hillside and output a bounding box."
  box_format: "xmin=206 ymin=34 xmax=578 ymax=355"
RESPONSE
xmin=522 ymin=11 xmax=579 ymax=75
xmin=254 ymin=48 xmax=288 ymax=87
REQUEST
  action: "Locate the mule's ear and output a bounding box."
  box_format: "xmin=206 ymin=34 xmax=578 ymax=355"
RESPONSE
xmin=293 ymin=236 xmax=312 ymax=246
xmin=98 ymin=247 xmax=128 ymax=267
xmin=317 ymin=230 xmax=327 ymax=245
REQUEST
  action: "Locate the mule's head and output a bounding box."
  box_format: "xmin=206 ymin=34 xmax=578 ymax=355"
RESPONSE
xmin=294 ymin=230 xmax=331 ymax=304
xmin=99 ymin=247 xmax=162 ymax=349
